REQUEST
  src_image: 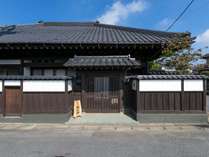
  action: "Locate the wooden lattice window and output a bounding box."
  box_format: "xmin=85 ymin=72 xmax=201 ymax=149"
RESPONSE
xmin=94 ymin=77 xmax=109 ymax=98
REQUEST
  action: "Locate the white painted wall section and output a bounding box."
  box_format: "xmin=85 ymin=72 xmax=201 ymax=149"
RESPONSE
xmin=23 ymin=80 xmax=65 ymax=92
xmin=139 ymin=80 xmax=181 ymax=91
xmin=0 ymin=81 xmax=2 ymax=92
xmin=0 ymin=59 xmax=21 ymax=64
xmin=24 ymin=67 xmax=31 ymax=76
xmin=184 ymin=80 xmax=203 ymax=91
xmin=4 ymin=80 xmax=21 ymax=86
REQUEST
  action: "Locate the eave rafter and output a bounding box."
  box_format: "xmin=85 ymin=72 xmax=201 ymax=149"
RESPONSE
xmin=0 ymin=43 xmax=162 ymax=51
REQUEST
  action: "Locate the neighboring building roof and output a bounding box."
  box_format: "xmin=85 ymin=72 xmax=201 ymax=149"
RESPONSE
xmin=64 ymin=55 xmax=141 ymax=68
xmin=0 ymin=22 xmax=188 ymax=45
xmin=126 ymin=75 xmax=207 ymax=80
xmin=0 ymin=75 xmax=71 ymax=80
xmin=203 ymin=53 xmax=209 ymax=59
xmin=149 ymin=71 xmax=177 ymax=75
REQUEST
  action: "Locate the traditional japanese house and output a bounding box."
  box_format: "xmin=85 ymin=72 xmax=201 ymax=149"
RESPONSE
xmin=0 ymin=22 xmax=207 ymax=123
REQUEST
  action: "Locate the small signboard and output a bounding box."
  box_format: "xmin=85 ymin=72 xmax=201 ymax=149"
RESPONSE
xmin=73 ymin=100 xmax=82 ymax=118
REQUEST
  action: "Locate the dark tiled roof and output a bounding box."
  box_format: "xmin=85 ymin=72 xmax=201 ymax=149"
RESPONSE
xmin=203 ymin=53 xmax=209 ymax=59
xmin=0 ymin=22 xmax=188 ymax=44
xmin=149 ymin=71 xmax=177 ymax=75
xmin=64 ymin=55 xmax=141 ymax=67
xmin=0 ymin=75 xmax=71 ymax=80
xmin=126 ymin=75 xmax=207 ymax=80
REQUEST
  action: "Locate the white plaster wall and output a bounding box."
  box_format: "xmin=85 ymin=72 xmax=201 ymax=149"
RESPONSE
xmin=184 ymin=80 xmax=203 ymax=91
xmin=23 ymin=80 xmax=65 ymax=92
xmin=0 ymin=81 xmax=2 ymax=92
xmin=139 ymin=80 xmax=181 ymax=92
xmin=24 ymin=67 xmax=31 ymax=76
xmin=4 ymin=80 xmax=21 ymax=86
xmin=0 ymin=59 xmax=21 ymax=64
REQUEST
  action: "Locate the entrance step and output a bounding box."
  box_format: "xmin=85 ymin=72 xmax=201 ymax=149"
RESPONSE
xmin=67 ymin=113 xmax=138 ymax=124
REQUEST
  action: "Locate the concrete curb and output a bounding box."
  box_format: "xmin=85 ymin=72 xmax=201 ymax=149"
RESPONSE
xmin=0 ymin=123 xmax=208 ymax=131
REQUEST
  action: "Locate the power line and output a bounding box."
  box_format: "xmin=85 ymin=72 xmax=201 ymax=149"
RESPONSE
xmin=166 ymin=0 xmax=195 ymax=31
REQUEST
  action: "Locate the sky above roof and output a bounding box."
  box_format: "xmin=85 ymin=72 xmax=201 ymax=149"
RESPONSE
xmin=0 ymin=0 xmax=208 ymax=51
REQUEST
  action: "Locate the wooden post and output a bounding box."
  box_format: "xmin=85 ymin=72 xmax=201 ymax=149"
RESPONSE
xmin=203 ymin=79 xmax=207 ymax=112
xmin=135 ymin=79 xmax=141 ymax=121
xmin=2 ymin=80 xmax=5 ymax=117
xmin=81 ymin=73 xmax=85 ymax=112
xmin=20 ymin=80 xmax=23 ymax=116
xmin=181 ymin=79 xmax=184 ymax=111
xmin=65 ymin=80 xmax=70 ymax=115
xmin=120 ymin=74 xmax=124 ymax=113
xmin=20 ymin=59 xmax=24 ymax=75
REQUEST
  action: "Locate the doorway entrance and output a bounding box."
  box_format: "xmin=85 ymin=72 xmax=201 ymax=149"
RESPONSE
xmin=82 ymin=72 xmax=122 ymax=113
xmin=4 ymin=87 xmax=22 ymax=116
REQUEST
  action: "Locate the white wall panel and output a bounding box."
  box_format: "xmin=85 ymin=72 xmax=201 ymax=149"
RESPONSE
xmin=139 ymin=80 xmax=181 ymax=92
xmin=184 ymin=80 xmax=203 ymax=91
xmin=0 ymin=59 xmax=21 ymax=64
xmin=0 ymin=81 xmax=2 ymax=92
xmin=24 ymin=67 xmax=31 ymax=76
xmin=4 ymin=80 xmax=21 ymax=86
xmin=23 ymin=80 xmax=65 ymax=92
xmin=68 ymin=80 xmax=72 ymax=91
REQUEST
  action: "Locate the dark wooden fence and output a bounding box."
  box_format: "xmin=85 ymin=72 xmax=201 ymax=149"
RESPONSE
xmin=0 ymin=94 xmax=3 ymax=113
xmin=126 ymin=79 xmax=206 ymax=114
xmin=23 ymin=93 xmax=69 ymax=113
xmin=138 ymin=92 xmax=205 ymax=113
xmin=0 ymin=91 xmax=74 ymax=115
xmin=138 ymin=92 xmax=181 ymax=112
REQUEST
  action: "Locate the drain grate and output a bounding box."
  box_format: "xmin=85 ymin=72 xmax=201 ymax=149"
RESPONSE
xmin=55 ymin=152 xmax=72 ymax=157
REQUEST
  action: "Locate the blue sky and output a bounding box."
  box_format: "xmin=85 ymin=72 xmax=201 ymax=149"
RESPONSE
xmin=0 ymin=0 xmax=208 ymax=50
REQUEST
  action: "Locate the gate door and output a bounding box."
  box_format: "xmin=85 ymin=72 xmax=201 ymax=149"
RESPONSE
xmin=83 ymin=75 xmax=121 ymax=113
xmin=4 ymin=87 xmax=22 ymax=116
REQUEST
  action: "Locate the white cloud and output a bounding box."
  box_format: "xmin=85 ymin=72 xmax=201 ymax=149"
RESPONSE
xmin=157 ymin=18 xmax=172 ymax=30
xmin=196 ymin=29 xmax=209 ymax=47
xmin=98 ymin=0 xmax=146 ymax=25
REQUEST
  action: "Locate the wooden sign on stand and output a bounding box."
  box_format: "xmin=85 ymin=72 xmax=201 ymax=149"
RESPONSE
xmin=73 ymin=100 xmax=82 ymax=118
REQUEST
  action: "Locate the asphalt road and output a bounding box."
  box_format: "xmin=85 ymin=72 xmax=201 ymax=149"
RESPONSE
xmin=0 ymin=127 xmax=209 ymax=157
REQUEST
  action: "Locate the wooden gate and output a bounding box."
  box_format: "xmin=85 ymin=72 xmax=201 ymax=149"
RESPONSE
xmin=82 ymin=74 xmax=121 ymax=113
xmin=4 ymin=87 xmax=22 ymax=116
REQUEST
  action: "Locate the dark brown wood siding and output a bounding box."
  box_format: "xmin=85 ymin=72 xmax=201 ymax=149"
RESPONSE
xmin=138 ymin=92 xmax=181 ymax=112
xmin=0 ymin=93 xmax=4 ymax=114
xmin=137 ymin=92 xmax=205 ymax=113
xmin=183 ymin=92 xmax=205 ymax=111
xmin=125 ymin=80 xmax=206 ymax=113
xmin=23 ymin=93 xmax=70 ymax=113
